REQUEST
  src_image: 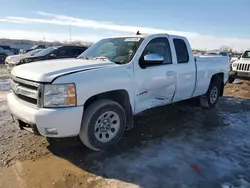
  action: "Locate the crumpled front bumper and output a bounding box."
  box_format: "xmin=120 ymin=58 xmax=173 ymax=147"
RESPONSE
xmin=7 ymin=92 xmax=83 ymax=137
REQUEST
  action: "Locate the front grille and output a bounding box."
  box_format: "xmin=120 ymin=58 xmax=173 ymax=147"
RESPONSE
xmin=11 ymin=76 xmax=40 ymax=106
xmin=236 ymin=63 xmax=250 ymax=71
xmin=16 ymin=94 xmax=37 ymax=104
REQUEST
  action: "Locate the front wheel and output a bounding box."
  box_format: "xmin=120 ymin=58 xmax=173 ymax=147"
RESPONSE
xmin=79 ymin=99 xmax=126 ymax=151
xmin=200 ymin=81 xmax=221 ymax=108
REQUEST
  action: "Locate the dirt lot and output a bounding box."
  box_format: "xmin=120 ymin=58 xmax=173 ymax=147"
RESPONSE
xmin=1 ymin=66 xmax=250 ymax=188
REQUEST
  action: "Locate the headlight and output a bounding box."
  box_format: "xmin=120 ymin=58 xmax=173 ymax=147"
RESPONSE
xmin=25 ymin=59 xmax=32 ymax=63
xmin=18 ymin=59 xmax=26 ymax=65
xmin=232 ymin=63 xmax=238 ymax=67
xmin=20 ymin=59 xmax=31 ymax=64
xmin=43 ymin=84 xmax=76 ymax=107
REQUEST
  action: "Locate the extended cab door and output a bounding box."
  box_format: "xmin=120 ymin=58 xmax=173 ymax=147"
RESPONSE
xmin=133 ymin=36 xmax=177 ymax=114
xmin=170 ymin=37 xmax=196 ymax=102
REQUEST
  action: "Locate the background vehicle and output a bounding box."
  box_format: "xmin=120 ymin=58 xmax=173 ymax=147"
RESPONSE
xmin=25 ymin=44 xmax=46 ymax=53
xmin=229 ymin=49 xmax=250 ymax=83
xmin=16 ymin=45 xmax=88 ymax=66
xmin=0 ymin=47 xmax=7 ymax=64
xmin=0 ymin=45 xmax=12 ymax=55
xmin=0 ymin=45 xmax=13 ymax=63
xmin=7 ymin=33 xmax=229 ymax=151
xmin=5 ymin=49 xmax=42 ymax=67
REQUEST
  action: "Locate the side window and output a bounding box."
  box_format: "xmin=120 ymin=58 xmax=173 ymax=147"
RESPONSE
xmin=142 ymin=37 xmax=172 ymax=65
xmin=57 ymin=49 xmax=67 ymax=57
xmin=74 ymin=49 xmax=85 ymax=55
xmin=64 ymin=49 xmax=85 ymax=56
xmin=65 ymin=49 xmax=75 ymax=56
xmin=173 ymin=39 xmax=189 ymax=63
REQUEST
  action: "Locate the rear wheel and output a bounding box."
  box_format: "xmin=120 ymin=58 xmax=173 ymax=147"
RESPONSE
xmin=200 ymin=80 xmax=221 ymax=108
xmin=79 ymin=99 xmax=126 ymax=151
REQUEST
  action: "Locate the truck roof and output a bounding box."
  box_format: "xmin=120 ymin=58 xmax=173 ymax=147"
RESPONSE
xmin=0 ymin=45 xmax=11 ymax=50
xmin=102 ymin=33 xmax=185 ymax=40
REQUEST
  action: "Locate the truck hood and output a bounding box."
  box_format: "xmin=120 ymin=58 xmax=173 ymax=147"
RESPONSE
xmin=235 ymin=58 xmax=250 ymax=64
xmin=239 ymin=58 xmax=250 ymax=63
xmin=6 ymin=55 xmax=25 ymax=64
xmin=18 ymin=55 xmax=47 ymax=63
xmin=11 ymin=58 xmax=117 ymax=82
xmin=6 ymin=54 xmax=22 ymax=60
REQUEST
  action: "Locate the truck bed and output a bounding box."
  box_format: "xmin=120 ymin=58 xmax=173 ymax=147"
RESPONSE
xmin=193 ymin=55 xmax=230 ymax=97
xmin=194 ymin=55 xmax=229 ymax=62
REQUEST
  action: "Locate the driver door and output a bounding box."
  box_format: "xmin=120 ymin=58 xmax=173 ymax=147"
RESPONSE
xmin=134 ymin=37 xmax=177 ymax=114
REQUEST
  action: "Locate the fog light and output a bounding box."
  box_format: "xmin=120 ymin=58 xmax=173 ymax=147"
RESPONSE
xmin=45 ymin=128 xmax=58 ymax=135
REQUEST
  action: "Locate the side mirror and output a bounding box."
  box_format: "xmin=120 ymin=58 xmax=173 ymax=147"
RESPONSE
xmin=139 ymin=53 xmax=164 ymax=68
xmin=238 ymin=56 xmax=241 ymax=59
xmin=143 ymin=53 xmax=164 ymax=64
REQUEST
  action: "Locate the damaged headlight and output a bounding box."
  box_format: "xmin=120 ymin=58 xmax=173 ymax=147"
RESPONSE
xmin=43 ymin=84 xmax=77 ymax=107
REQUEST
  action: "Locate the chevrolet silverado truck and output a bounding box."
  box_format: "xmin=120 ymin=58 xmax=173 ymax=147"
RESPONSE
xmin=229 ymin=49 xmax=250 ymax=83
xmin=7 ymin=33 xmax=230 ymax=151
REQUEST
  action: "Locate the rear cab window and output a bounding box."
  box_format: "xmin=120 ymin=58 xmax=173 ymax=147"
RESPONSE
xmin=173 ymin=39 xmax=189 ymax=63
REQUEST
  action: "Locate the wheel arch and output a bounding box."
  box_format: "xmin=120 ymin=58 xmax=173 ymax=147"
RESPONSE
xmin=209 ymin=72 xmax=224 ymax=96
xmin=84 ymin=90 xmax=133 ymax=130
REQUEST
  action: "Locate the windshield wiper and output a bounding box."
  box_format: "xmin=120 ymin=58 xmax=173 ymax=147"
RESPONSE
xmin=92 ymin=56 xmax=110 ymax=61
xmin=79 ymin=56 xmax=122 ymax=64
xmin=77 ymin=56 xmax=89 ymax=60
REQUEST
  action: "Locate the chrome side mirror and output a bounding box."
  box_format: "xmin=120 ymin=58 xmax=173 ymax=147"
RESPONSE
xmin=144 ymin=53 xmax=164 ymax=63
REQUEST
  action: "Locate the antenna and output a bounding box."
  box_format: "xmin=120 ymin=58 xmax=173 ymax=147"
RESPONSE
xmin=136 ymin=31 xmax=141 ymax=35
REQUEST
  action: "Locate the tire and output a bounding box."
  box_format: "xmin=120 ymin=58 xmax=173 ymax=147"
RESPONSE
xmin=200 ymin=80 xmax=221 ymax=108
xmin=79 ymin=99 xmax=126 ymax=151
xmin=228 ymin=77 xmax=235 ymax=84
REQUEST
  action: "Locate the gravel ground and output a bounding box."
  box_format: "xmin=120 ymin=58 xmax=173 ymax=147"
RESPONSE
xmin=0 ymin=65 xmax=10 ymax=78
xmin=1 ymin=66 xmax=250 ymax=188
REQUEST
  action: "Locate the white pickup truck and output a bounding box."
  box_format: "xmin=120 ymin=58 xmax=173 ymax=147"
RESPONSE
xmin=229 ymin=49 xmax=250 ymax=83
xmin=7 ymin=33 xmax=230 ymax=151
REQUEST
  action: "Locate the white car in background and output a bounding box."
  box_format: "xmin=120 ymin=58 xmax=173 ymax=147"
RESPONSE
xmin=229 ymin=49 xmax=250 ymax=83
xmin=5 ymin=49 xmax=42 ymax=68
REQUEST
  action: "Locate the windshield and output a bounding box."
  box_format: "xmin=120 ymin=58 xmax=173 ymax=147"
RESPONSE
xmin=242 ymin=51 xmax=250 ymax=58
xmin=0 ymin=45 xmax=11 ymax=50
xmin=30 ymin=45 xmax=38 ymax=50
xmin=25 ymin=49 xmax=41 ymax=56
xmin=33 ymin=46 xmax=58 ymax=57
xmin=78 ymin=37 xmax=144 ymax=64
